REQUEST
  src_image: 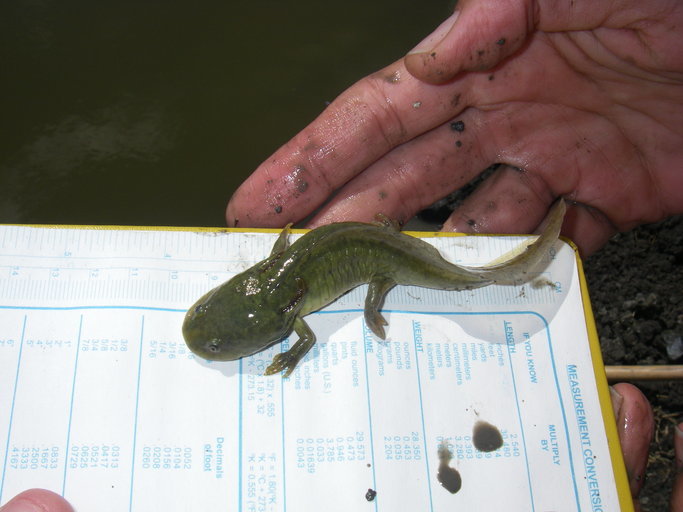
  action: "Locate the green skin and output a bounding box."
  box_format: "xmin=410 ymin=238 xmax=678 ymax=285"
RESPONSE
xmin=183 ymin=200 xmax=566 ymax=377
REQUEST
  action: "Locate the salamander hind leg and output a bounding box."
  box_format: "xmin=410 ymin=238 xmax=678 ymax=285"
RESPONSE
xmin=364 ymin=276 xmax=396 ymax=339
xmin=264 ymin=316 xmax=316 ymax=377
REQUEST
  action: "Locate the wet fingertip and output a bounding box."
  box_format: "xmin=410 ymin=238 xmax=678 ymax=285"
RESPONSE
xmin=441 ymin=214 xmax=478 ymax=234
xmin=675 ymin=423 xmax=683 ymax=471
xmin=438 ymin=201 xmax=482 ymax=234
xmin=404 ymin=11 xmax=462 ymax=84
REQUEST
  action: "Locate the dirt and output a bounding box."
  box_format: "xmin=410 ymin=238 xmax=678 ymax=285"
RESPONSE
xmin=584 ymin=214 xmax=683 ymax=511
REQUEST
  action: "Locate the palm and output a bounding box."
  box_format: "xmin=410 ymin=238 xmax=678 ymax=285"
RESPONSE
xmin=227 ymin=0 xmax=683 ymax=256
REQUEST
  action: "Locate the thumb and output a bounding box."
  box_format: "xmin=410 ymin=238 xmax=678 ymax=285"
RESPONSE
xmin=404 ymin=0 xmax=534 ymax=84
xmin=0 ymin=489 xmax=73 ymax=512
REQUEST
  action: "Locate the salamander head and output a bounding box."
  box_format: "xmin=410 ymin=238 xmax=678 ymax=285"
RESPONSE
xmin=182 ymin=272 xmax=294 ymax=361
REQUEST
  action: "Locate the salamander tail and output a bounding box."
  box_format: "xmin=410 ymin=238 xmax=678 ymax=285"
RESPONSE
xmin=466 ymin=198 xmax=566 ymax=284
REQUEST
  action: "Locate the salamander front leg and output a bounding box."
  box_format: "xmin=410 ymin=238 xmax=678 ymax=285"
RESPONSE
xmin=270 ymin=223 xmax=292 ymax=256
xmin=264 ymin=316 xmax=316 ymax=377
xmin=364 ymin=276 xmax=396 ymax=339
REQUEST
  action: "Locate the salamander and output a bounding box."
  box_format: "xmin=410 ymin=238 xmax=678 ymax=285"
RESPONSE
xmin=182 ymin=199 xmax=566 ymax=376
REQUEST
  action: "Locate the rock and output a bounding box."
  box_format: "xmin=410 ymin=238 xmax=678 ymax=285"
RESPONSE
xmin=663 ymin=330 xmax=683 ymax=361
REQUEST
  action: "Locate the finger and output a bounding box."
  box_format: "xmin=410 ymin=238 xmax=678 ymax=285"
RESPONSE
xmin=672 ymin=424 xmax=683 ymax=512
xmin=0 ymin=489 xmax=73 ymax=512
xmin=610 ymin=383 xmax=654 ymax=500
xmin=226 ymin=59 xmax=473 ymax=228
xmin=403 ymin=0 xmax=645 ymax=85
xmin=405 ymin=0 xmax=534 ymax=84
xmin=306 ymin=109 xmax=491 ymax=227
xmin=442 ymin=165 xmax=556 ymax=234
xmin=441 ymin=165 xmax=617 ymax=257
xmin=558 ymin=202 xmax=618 ymax=258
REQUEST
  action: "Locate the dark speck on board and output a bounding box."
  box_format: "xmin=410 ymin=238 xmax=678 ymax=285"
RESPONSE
xmin=365 ymin=488 xmax=377 ymax=501
xmin=450 ymin=120 xmax=465 ymax=132
xmin=473 ymin=420 xmax=504 ymax=452
xmin=437 ymin=441 xmax=462 ymax=494
xmin=496 ymin=38 xmax=506 ymax=45
xmin=455 ymin=140 xmax=462 ymax=148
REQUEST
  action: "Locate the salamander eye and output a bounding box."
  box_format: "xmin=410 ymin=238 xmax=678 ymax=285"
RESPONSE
xmin=207 ymin=342 xmax=220 ymax=353
xmin=194 ymin=304 xmax=204 ymax=314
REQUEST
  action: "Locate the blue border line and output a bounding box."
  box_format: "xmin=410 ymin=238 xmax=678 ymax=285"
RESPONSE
xmin=361 ymin=320 xmax=378 ymax=512
xmin=280 ymin=365 xmax=287 ymax=512
xmin=61 ymin=314 xmax=84 ymax=496
xmin=411 ymin=320 xmax=434 ymax=512
xmin=547 ymin=331 xmax=581 ymax=509
xmin=128 ymin=316 xmax=145 ymax=512
xmin=504 ymin=321 xmax=536 ymax=511
xmin=238 ymin=358 xmax=243 ymax=512
xmin=0 ymin=316 xmax=27 ymax=502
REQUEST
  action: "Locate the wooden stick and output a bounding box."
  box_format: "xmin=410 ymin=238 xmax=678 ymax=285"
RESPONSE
xmin=605 ymin=365 xmax=683 ymax=381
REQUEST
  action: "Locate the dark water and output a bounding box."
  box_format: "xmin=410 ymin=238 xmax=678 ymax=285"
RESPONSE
xmin=1 ymin=1 xmax=450 ymax=226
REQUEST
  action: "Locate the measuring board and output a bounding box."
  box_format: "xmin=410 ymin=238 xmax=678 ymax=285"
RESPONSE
xmin=0 ymin=225 xmax=630 ymax=511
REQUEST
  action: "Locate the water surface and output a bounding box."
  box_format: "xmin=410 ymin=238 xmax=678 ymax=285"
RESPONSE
xmin=1 ymin=1 xmax=450 ymax=226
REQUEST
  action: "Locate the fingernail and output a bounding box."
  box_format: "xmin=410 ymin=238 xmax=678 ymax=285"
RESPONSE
xmin=609 ymin=385 xmax=624 ymax=421
xmin=407 ymin=11 xmax=460 ymax=55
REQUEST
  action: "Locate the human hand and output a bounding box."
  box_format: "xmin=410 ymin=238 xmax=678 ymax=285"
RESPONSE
xmin=226 ymin=0 xmax=683 ymax=256
xmin=0 ymin=489 xmax=73 ymax=512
